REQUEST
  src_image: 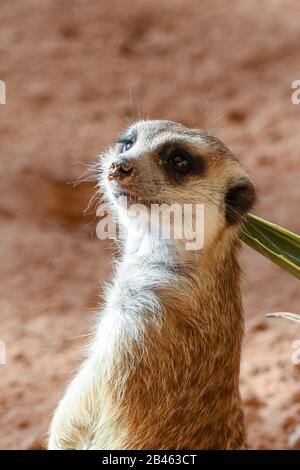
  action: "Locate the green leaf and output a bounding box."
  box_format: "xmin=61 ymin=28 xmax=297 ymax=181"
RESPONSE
xmin=241 ymin=213 xmax=300 ymax=280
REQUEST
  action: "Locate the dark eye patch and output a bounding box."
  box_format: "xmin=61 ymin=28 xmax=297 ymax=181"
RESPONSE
xmin=157 ymin=143 xmax=206 ymax=183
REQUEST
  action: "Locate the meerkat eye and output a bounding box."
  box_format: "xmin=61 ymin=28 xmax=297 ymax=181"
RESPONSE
xmin=117 ymin=131 xmax=137 ymax=153
xmin=119 ymin=139 xmax=134 ymax=153
xmin=170 ymin=152 xmax=192 ymax=174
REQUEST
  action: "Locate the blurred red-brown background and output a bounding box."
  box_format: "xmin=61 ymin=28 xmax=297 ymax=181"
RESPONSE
xmin=0 ymin=0 xmax=300 ymax=449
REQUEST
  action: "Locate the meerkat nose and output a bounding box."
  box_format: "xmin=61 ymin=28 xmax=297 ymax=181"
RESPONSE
xmin=108 ymin=159 xmax=135 ymax=182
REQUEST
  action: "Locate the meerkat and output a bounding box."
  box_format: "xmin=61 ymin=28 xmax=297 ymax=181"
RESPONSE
xmin=48 ymin=119 xmax=255 ymax=450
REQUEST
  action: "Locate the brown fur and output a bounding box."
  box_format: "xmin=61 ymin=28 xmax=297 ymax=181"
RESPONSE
xmin=109 ymin=250 xmax=245 ymax=449
xmin=48 ymin=120 xmax=254 ymax=450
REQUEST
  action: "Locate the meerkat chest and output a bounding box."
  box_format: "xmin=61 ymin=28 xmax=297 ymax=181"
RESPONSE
xmin=91 ymin=258 xmax=178 ymax=381
xmin=106 ymin=259 xmax=176 ymax=319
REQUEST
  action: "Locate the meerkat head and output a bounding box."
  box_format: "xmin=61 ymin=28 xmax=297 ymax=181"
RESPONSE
xmin=99 ymin=119 xmax=255 ymax=250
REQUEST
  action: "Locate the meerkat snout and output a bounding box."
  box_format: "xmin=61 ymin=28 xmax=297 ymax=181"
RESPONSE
xmin=108 ymin=158 xmax=135 ymax=182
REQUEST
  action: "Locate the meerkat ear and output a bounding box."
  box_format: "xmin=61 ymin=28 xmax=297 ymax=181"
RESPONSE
xmin=224 ymin=180 xmax=256 ymax=225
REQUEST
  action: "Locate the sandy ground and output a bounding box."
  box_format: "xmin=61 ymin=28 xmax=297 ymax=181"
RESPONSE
xmin=0 ymin=0 xmax=300 ymax=449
